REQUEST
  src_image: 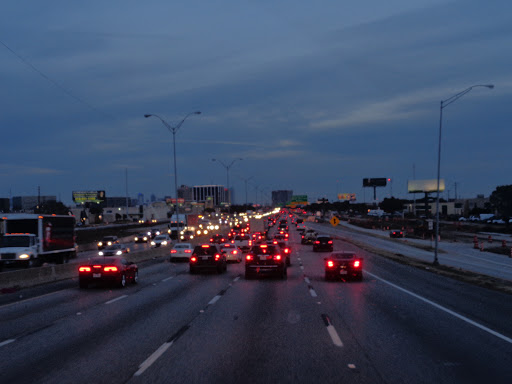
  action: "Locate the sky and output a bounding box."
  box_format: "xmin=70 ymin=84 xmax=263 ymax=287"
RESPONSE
xmin=1 ymin=0 xmax=511 ymax=206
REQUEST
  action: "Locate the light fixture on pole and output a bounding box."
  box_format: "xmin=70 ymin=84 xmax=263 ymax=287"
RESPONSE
xmin=145 ymin=111 xmax=201 ymax=241
xmin=211 ymin=158 xmax=243 ymax=213
xmin=434 ymin=84 xmax=493 ymax=265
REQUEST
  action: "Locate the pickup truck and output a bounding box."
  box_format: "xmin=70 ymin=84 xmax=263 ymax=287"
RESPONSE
xmin=233 ymin=234 xmax=252 ymax=253
xmin=301 ymin=229 xmax=317 ymax=245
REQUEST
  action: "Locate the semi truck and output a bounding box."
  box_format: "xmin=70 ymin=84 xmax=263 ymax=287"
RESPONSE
xmin=0 ymin=214 xmax=76 ymax=268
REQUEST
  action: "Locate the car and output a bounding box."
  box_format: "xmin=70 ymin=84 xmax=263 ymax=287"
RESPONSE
xmin=98 ymin=243 xmax=130 ymax=256
xmin=233 ymin=234 xmax=252 ymax=253
xmin=134 ymin=233 xmax=149 ymax=243
xmin=324 ymin=251 xmax=363 ymax=281
xmin=390 ymin=229 xmax=404 ymax=238
xmin=97 ymin=236 xmax=119 ymax=250
xmin=301 ymin=229 xmax=317 ymax=244
xmin=189 ymin=244 xmax=227 ymax=274
xmin=271 ymin=236 xmax=292 ymax=266
xmin=296 ymin=223 xmax=306 ymax=232
xmin=245 ymin=244 xmax=287 ymax=279
xmin=180 ymin=230 xmax=195 ymax=241
xmin=210 ymin=234 xmax=227 ymax=244
xmin=170 ymin=242 xmax=193 ymax=262
xmin=220 ymin=243 xmax=243 ymax=263
xmin=151 ymin=234 xmax=172 ymax=247
xmin=313 ymin=235 xmax=334 ymax=252
xmin=149 ymin=228 xmax=161 ymax=239
xmin=78 ymin=256 xmax=138 ymax=288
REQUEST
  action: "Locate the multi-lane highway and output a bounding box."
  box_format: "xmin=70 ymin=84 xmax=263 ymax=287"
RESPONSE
xmin=1 ymin=221 xmax=511 ymax=383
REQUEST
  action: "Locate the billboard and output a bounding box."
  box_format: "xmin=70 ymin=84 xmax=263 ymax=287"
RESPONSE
xmin=72 ymin=190 xmax=106 ymax=204
xmin=408 ymin=179 xmax=445 ymax=193
xmin=338 ymin=193 xmax=356 ymax=201
xmin=363 ymin=178 xmax=387 ymax=187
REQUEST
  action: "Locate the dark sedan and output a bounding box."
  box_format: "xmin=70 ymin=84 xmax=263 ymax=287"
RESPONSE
xmin=98 ymin=243 xmax=130 ymax=256
xmin=324 ymin=251 xmax=363 ymax=281
xmin=313 ymin=235 xmax=333 ymax=252
xmin=78 ymin=256 xmax=138 ymax=288
xmin=245 ymin=244 xmax=287 ymax=279
xmin=390 ymin=229 xmax=404 ymax=238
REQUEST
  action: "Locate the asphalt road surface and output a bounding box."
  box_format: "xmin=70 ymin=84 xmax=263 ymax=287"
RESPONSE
xmin=1 ymin=227 xmax=511 ymax=384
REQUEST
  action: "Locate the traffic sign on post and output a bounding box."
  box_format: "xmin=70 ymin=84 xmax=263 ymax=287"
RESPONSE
xmin=330 ymin=216 xmax=340 ymax=227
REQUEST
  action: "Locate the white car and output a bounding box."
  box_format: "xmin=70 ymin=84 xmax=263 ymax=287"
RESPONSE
xmin=151 ymin=234 xmax=172 ymax=248
xmin=220 ymin=243 xmax=242 ymax=263
xmin=170 ymin=242 xmax=193 ymax=261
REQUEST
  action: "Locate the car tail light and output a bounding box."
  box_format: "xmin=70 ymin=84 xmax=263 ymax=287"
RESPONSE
xmin=210 ymin=238 xmax=213 ymax=242
xmin=328 ymin=240 xmax=333 ymax=244
xmin=246 ymin=254 xmax=253 ymax=261
xmin=327 ymin=260 xmax=334 ymax=268
xmin=185 ymin=249 xmax=192 ymax=253
xmin=249 ymin=240 xmax=252 ymax=246
xmin=314 ymin=241 xmax=320 ymax=244
xmin=353 ymin=260 xmax=361 ymax=268
xmin=104 ymin=266 xmax=118 ymax=272
xmin=274 ymin=255 xmax=282 ymax=261
xmin=190 ymin=256 xmax=198 ymax=263
xmin=233 ymin=250 xmax=238 ymax=254
xmin=93 ymin=265 xmax=102 ymax=269
xmin=261 ymin=244 xmax=268 ymax=248
xmin=202 ymin=245 xmax=210 ymax=248
xmin=79 ymin=266 xmax=91 ymax=272
xmin=284 ymin=248 xmax=290 ymax=254
xmin=171 ymin=250 xmax=177 ymax=253
xmin=215 ymin=254 xmax=220 ymax=260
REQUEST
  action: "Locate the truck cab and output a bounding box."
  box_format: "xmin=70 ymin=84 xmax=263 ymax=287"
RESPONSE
xmin=0 ymin=233 xmax=40 ymax=268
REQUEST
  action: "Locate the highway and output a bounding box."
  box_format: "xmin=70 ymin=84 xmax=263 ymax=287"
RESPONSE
xmin=1 ymin=225 xmax=511 ymax=383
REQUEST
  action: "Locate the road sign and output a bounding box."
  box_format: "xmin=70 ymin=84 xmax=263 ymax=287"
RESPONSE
xmin=330 ymin=216 xmax=340 ymax=227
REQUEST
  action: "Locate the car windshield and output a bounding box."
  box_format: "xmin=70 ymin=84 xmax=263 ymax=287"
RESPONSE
xmin=154 ymin=235 xmax=167 ymax=240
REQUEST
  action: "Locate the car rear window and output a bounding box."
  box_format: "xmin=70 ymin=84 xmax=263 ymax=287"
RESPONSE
xmin=174 ymin=244 xmax=189 ymax=249
xmin=332 ymin=252 xmax=355 ymax=260
xmin=251 ymin=245 xmax=278 ymax=255
xmin=193 ymin=246 xmax=217 ymax=255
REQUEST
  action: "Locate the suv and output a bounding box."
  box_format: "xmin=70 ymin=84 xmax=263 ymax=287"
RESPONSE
xmin=313 ymin=235 xmax=333 ymax=252
xmin=189 ymin=244 xmax=227 ymax=274
xmin=97 ymin=236 xmax=119 ymax=250
xmin=245 ymin=244 xmax=287 ymax=279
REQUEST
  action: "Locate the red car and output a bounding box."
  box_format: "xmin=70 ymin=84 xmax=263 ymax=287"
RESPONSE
xmin=324 ymin=251 xmax=363 ymax=281
xmin=78 ymin=256 xmax=138 ymax=288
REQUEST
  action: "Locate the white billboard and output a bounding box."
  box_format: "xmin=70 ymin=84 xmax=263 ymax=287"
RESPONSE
xmin=408 ymin=179 xmax=445 ymax=193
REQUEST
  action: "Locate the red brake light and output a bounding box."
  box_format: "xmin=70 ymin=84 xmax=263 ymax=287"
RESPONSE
xmin=104 ymin=266 xmax=118 ymax=272
xmin=185 ymin=249 xmax=192 ymax=253
xmin=246 ymin=254 xmax=253 ymax=261
xmin=353 ymin=260 xmax=361 ymax=268
xmin=171 ymin=250 xmax=177 ymax=253
xmin=261 ymin=244 xmax=268 ymax=248
xmin=190 ymin=256 xmax=197 ymax=262
xmin=314 ymin=241 xmax=320 ymax=244
xmin=328 ymin=240 xmax=333 ymax=244
xmin=79 ymin=266 xmax=91 ymax=272
xmin=215 ymin=254 xmax=220 ymax=260
xmin=274 ymin=255 xmax=282 ymax=261
xmin=202 ymin=245 xmax=210 ymax=248
xmin=233 ymin=250 xmax=238 ymax=254
xmin=284 ymin=248 xmax=290 ymax=254
xmin=210 ymin=239 xmax=213 ymax=242
xmin=327 ymin=260 xmax=334 ymax=268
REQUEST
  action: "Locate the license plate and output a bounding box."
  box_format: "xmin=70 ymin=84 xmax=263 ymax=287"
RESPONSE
xmin=93 ymin=273 xmax=101 ymax=278
xmin=202 ymin=256 xmax=209 ymax=261
xmin=339 ymin=270 xmax=347 ymax=275
xmin=259 ymin=255 xmax=267 ymax=261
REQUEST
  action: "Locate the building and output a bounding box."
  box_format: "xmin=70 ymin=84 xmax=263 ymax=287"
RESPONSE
xmin=0 ymin=198 xmax=10 ymax=213
xmin=178 ymin=185 xmax=193 ymax=202
xmin=104 ymin=197 xmax=134 ymax=208
xmin=192 ymin=185 xmax=227 ymax=207
xmin=272 ymin=190 xmax=293 ymax=207
xmin=12 ymin=196 xmax=57 ymax=211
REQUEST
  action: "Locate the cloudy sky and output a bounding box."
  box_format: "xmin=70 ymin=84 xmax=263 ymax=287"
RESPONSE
xmin=1 ymin=0 xmax=511 ymax=206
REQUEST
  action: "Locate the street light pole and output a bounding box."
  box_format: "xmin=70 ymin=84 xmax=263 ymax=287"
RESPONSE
xmin=434 ymin=84 xmax=493 ymax=265
xmin=212 ymin=158 xmax=243 ymax=214
xmin=144 ymin=111 xmax=201 ymax=240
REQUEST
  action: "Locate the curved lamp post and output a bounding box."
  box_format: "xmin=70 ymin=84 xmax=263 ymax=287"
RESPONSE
xmin=144 ymin=111 xmax=201 ymax=239
xmin=434 ymin=84 xmax=493 ymax=265
xmin=211 ymin=158 xmax=243 ymax=213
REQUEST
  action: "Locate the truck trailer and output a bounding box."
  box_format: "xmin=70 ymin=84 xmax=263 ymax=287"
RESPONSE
xmin=0 ymin=214 xmax=76 ymax=268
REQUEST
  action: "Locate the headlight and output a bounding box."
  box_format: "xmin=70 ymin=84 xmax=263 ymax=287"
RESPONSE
xmin=116 ymin=251 xmax=122 ymax=255
xmin=215 ymin=225 xmax=219 ymax=230
xmin=197 ymin=230 xmax=201 ymax=235
xmin=151 ymin=241 xmax=156 ymax=245
xmin=19 ymin=254 xmax=30 ymax=260
xmin=144 ymin=236 xmax=148 ymax=241
xmin=162 ymin=241 xmax=168 ymax=245
xmin=107 ymin=242 xmax=112 ymax=246
xmin=135 ymin=237 xmax=139 ymax=241
xmin=98 ymin=242 xmax=103 ymax=246
xmin=203 ymin=230 xmax=208 ymax=235
xmin=190 ymin=235 xmax=194 ymax=239
xmin=99 ymin=251 xmax=104 ymax=256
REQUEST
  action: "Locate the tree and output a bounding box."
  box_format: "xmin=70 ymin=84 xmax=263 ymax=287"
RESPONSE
xmin=34 ymin=201 xmax=71 ymax=215
xmin=380 ymin=197 xmax=408 ymax=213
xmin=490 ymin=185 xmax=512 ymax=218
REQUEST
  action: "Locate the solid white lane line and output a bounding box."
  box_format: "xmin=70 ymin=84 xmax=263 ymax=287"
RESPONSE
xmin=327 ymin=325 xmax=344 ymax=347
xmin=233 ymin=277 xmax=240 ymax=282
xmin=134 ymin=341 xmax=173 ymax=376
xmin=366 ymin=271 xmax=512 ymax=344
xmin=162 ymin=276 xmax=174 ymax=282
xmin=105 ymin=295 xmax=128 ymax=305
xmin=0 ymin=339 xmax=15 ymax=348
xmin=208 ymin=295 xmax=221 ymax=305
xmin=309 ymin=288 xmax=318 ymax=298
